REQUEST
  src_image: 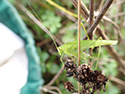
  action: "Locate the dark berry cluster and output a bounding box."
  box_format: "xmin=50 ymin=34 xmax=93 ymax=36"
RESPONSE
xmin=64 ymin=60 xmax=77 ymax=77
xmin=64 ymin=61 xmax=108 ymax=94
xmin=64 ymin=81 xmax=77 ymax=93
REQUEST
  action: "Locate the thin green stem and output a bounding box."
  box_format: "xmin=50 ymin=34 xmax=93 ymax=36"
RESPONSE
xmin=46 ymin=0 xmax=78 ymax=18
xmin=60 ymin=52 xmax=65 ymax=64
xmin=17 ymin=3 xmax=65 ymax=65
xmin=81 ymin=23 xmax=90 ymax=40
xmin=95 ymin=37 xmax=102 ymax=70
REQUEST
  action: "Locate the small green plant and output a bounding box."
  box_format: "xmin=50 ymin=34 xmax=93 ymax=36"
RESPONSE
xmin=41 ymin=10 xmax=62 ymax=34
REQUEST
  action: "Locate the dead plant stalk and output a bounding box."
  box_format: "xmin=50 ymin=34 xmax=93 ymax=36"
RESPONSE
xmin=78 ymin=0 xmax=81 ymax=93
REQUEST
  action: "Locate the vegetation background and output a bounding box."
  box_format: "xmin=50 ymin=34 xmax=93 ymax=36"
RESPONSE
xmin=9 ymin=0 xmax=125 ymax=94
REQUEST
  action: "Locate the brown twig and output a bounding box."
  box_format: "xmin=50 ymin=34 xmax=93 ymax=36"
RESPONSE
xmin=47 ymin=86 xmax=62 ymax=94
xmin=17 ymin=2 xmax=63 ymax=46
xmin=96 ymin=26 xmax=125 ymax=68
xmin=70 ymin=0 xmax=125 ymax=69
xmin=93 ymin=12 xmax=125 ymax=47
xmin=118 ymin=67 xmax=125 ymax=75
xmin=40 ymin=86 xmax=58 ymax=94
xmin=109 ymin=76 xmax=125 ymax=87
xmin=99 ymin=0 xmax=105 ymax=11
xmin=37 ymin=39 xmax=51 ymax=46
xmin=110 ymin=12 xmax=125 ymax=18
xmin=78 ymin=0 xmax=81 ymax=66
xmin=89 ymin=0 xmax=94 ymax=66
xmin=46 ymin=67 xmax=64 ymax=86
xmin=71 ymin=0 xmax=89 ymax=19
xmin=101 ymin=16 xmax=125 ymax=46
xmin=71 ymin=0 xmax=124 ymax=44
xmin=110 ymin=0 xmax=125 ymax=9
xmin=59 ymin=10 xmax=77 ymax=22
xmin=78 ymin=0 xmax=81 ymax=93
xmin=83 ymin=0 xmax=114 ymax=40
xmin=89 ymin=0 xmax=94 ymax=38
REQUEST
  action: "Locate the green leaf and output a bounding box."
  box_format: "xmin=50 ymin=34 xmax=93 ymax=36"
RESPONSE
xmin=62 ymin=30 xmax=76 ymax=43
xmin=58 ymin=39 xmax=118 ymax=60
xmin=47 ymin=63 xmax=60 ymax=74
xmin=41 ymin=10 xmax=62 ymax=34
xmin=103 ymin=61 xmax=118 ymax=76
xmin=40 ymin=52 xmax=49 ymax=62
xmin=102 ymin=81 xmax=121 ymax=94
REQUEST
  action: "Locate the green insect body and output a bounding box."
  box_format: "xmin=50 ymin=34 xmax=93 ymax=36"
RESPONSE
xmin=58 ymin=38 xmax=118 ymax=60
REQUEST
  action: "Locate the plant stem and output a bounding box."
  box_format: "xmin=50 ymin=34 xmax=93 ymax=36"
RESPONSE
xmin=17 ymin=2 xmax=63 ymax=47
xmin=95 ymin=37 xmax=102 ymax=70
xmin=46 ymin=0 xmax=78 ymax=18
xmin=46 ymin=67 xmax=64 ymax=86
xmin=70 ymin=0 xmax=125 ymax=69
xmin=89 ymin=0 xmax=94 ymax=29
xmin=78 ymin=0 xmax=81 ymax=66
xmin=81 ymin=23 xmax=90 ymax=40
xmin=89 ymin=0 xmax=94 ymax=67
xmin=78 ymin=0 xmax=81 ymax=93
xmin=83 ymin=0 xmax=114 ymax=40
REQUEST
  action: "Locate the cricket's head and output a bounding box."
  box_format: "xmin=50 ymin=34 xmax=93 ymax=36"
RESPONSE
xmin=57 ymin=47 xmax=63 ymax=55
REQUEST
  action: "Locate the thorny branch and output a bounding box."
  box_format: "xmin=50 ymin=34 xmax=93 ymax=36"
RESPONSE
xmin=70 ymin=0 xmax=125 ymax=69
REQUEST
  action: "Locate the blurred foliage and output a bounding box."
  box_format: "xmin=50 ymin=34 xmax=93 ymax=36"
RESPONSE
xmin=9 ymin=0 xmax=125 ymax=94
xmin=41 ymin=10 xmax=62 ymax=34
